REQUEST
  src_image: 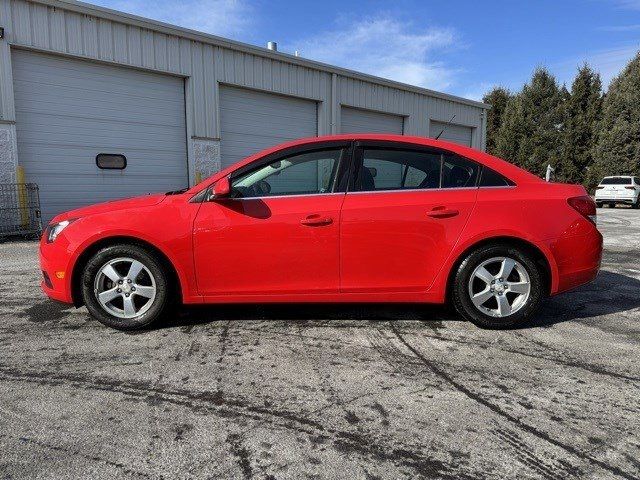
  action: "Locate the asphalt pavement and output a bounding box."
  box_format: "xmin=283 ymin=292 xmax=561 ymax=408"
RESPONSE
xmin=0 ymin=207 xmax=638 ymax=479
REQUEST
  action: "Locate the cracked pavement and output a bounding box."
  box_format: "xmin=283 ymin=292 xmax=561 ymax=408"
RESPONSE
xmin=0 ymin=207 xmax=639 ymax=479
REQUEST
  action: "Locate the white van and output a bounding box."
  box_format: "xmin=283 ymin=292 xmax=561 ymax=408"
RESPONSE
xmin=595 ymin=176 xmax=640 ymax=208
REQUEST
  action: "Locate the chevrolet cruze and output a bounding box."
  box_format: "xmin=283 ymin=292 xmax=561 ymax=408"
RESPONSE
xmin=40 ymin=135 xmax=602 ymax=330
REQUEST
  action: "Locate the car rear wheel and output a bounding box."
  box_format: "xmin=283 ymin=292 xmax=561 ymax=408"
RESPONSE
xmin=596 ymin=202 xmax=603 ymax=208
xmin=452 ymin=244 xmax=543 ymax=329
xmin=81 ymin=244 xmax=170 ymax=330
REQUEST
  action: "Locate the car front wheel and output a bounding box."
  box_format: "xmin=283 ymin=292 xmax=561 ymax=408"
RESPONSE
xmin=452 ymin=244 xmax=543 ymax=329
xmin=81 ymin=244 xmax=170 ymax=330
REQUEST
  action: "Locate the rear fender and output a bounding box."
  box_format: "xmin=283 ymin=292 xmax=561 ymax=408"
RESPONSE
xmin=429 ymin=230 xmax=559 ymax=302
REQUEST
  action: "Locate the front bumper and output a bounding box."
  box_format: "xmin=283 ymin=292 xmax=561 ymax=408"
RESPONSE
xmin=39 ymin=235 xmax=74 ymax=304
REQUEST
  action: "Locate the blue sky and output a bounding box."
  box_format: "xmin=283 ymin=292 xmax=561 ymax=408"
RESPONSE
xmin=95 ymin=0 xmax=640 ymax=100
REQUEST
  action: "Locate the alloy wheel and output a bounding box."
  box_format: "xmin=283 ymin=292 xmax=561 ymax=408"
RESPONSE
xmin=467 ymin=256 xmax=531 ymax=318
xmin=94 ymin=257 xmax=157 ymax=319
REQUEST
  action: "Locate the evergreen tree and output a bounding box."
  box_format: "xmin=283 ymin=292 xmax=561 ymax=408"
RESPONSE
xmin=590 ymin=51 xmax=640 ymax=188
xmin=558 ymin=65 xmax=603 ymax=185
xmin=482 ymin=87 xmax=511 ymax=155
xmin=494 ymin=68 xmax=565 ymax=177
xmin=494 ymin=94 xmax=525 ymax=163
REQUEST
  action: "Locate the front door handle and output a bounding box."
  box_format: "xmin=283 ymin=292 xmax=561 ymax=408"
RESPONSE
xmin=301 ymin=214 xmax=333 ymax=226
xmin=427 ymin=207 xmax=459 ymax=219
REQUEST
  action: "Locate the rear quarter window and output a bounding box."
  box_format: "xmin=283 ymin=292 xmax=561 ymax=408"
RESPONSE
xmin=479 ymin=167 xmax=514 ymax=187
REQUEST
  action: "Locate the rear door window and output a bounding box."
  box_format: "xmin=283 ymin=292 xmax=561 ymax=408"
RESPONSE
xmin=356 ymin=149 xmax=441 ymax=191
xmin=354 ymin=147 xmax=480 ymax=192
xmin=442 ymin=156 xmax=480 ymax=188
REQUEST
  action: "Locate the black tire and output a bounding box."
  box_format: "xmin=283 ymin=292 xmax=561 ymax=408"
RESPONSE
xmin=632 ymin=199 xmax=640 ymax=209
xmin=81 ymin=244 xmax=170 ymax=330
xmin=608 ymin=203 xmax=616 ymax=208
xmin=452 ymin=243 xmax=544 ymax=329
xmin=596 ymin=202 xmax=603 ymax=209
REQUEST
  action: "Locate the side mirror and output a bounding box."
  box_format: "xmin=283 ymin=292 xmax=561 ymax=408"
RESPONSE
xmin=210 ymin=176 xmax=231 ymax=199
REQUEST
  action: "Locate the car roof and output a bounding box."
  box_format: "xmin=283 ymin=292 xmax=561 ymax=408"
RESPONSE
xmin=187 ymin=134 xmax=543 ymax=194
xmin=603 ymin=175 xmax=633 ymax=178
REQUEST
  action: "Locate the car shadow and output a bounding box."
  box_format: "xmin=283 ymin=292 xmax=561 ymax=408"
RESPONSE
xmin=518 ymin=270 xmax=640 ymax=328
xmin=155 ymin=303 xmax=454 ymax=332
xmin=151 ymin=270 xmax=640 ymax=332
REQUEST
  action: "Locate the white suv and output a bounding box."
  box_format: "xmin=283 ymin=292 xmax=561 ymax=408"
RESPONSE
xmin=595 ymin=176 xmax=640 ymax=209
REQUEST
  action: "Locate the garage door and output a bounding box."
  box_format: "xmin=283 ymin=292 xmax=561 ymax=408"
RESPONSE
xmin=219 ymin=86 xmax=318 ymax=168
xmin=429 ymin=121 xmax=473 ymax=147
xmin=340 ymin=107 xmax=404 ymax=134
xmin=12 ymin=50 xmax=188 ymax=224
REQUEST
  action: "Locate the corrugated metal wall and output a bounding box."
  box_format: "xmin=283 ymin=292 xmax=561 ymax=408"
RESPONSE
xmin=0 ymin=0 xmax=487 ymax=148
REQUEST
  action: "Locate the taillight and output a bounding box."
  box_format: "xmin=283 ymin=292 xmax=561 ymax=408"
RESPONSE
xmin=568 ymin=195 xmax=596 ymax=225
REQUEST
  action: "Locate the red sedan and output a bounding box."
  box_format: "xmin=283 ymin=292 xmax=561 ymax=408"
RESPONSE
xmin=39 ymin=135 xmax=602 ymax=330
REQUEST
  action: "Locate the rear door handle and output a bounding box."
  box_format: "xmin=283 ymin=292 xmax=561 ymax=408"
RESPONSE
xmin=427 ymin=208 xmax=459 ymax=219
xmin=301 ymin=214 xmax=333 ymax=226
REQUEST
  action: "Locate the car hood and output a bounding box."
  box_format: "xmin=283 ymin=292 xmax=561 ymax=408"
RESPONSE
xmin=50 ymin=194 xmax=167 ymax=224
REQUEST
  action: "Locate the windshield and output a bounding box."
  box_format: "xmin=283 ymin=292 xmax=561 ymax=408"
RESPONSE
xmin=600 ymin=177 xmax=631 ymax=185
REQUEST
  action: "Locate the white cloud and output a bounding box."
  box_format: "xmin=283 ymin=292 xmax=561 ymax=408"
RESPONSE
xmin=555 ymin=44 xmax=639 ymax=87
xmin=98 ymin=0 xmax=251 ymax=38
xmin=459 ymin=82 xmax=497 ymax=102
xmin=611 ymin=0 xmax=640 ymax=9
xmin=290 ymin=15 xmax=461 ymax=92
xmin=466 ymin=45 xmax=639 ymax=101
xmin=598 ymin=24 xmax=640 ymax=31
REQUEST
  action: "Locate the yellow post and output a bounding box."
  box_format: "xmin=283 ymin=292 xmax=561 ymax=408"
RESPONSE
xmin=16 ymin=165 xmax=28 ymax=227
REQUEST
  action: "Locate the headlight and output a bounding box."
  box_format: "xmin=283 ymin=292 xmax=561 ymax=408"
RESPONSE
xmin=46 ymin=219 xmax=76 ymax=243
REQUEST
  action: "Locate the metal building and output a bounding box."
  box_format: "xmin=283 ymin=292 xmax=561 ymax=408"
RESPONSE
xmin=0 ymin=0 xmax=489 ymax=223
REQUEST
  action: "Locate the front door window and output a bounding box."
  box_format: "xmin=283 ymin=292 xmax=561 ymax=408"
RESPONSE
xmin=231 ymin=149 xmax=343 ymax=198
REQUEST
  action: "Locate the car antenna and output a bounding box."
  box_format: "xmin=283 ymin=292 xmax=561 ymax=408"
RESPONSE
xmin=435 ymin=114 xmax=456 ymax=140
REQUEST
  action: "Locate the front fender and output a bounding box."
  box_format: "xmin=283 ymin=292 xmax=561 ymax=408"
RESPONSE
xmin=56 ymin=200 xmax=201 ymax=304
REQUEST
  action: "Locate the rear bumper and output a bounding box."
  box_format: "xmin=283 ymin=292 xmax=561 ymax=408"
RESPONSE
xmin=546 ymin=228 xmax=603 ymax=294
xmin=595 ymin=198 xmax=635 ymax=204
